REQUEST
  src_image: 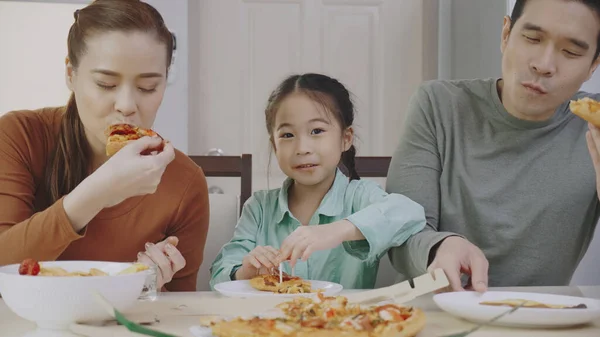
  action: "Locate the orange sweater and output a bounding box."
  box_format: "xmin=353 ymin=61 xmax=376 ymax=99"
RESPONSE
xmin=0 ymin=107 xmax=209 ymax=291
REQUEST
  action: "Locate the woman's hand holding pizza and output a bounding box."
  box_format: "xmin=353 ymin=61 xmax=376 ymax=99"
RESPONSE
xmin=93 ymin=136 xmax=175 ymax=208
xmin=62 ymin=134 xmax=175 ymax=232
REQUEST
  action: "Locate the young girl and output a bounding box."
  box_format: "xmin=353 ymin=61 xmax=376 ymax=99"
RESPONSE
xmin=0 ymin=0 xmax=209 ymax=291
xmin=210 ymin=73 xmax=426 ymax=289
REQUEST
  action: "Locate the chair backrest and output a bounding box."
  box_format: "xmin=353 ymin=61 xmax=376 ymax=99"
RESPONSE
xmin=196 ymin=194 xmax=239 ymax=291
xmin=188 ymin=154 xmax=252 ymax=213
xmin=354 ymin=156 xmax=392 ymax=177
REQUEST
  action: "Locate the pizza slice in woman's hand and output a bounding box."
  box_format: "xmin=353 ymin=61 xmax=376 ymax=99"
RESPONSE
xmin=105 ymin=123 xmax=166 ymax=156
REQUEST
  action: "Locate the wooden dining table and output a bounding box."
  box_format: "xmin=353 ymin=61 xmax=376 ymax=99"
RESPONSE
xmin=1 ymin=286 xmax=599 ymax=337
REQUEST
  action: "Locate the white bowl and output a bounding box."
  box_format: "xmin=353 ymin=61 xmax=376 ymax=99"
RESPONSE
xmin=0 ymin=260 xmax=151 ymax=331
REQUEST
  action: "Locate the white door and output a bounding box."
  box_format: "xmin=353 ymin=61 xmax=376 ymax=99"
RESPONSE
xmin=189 ymin=0 xmax=434 ymax=194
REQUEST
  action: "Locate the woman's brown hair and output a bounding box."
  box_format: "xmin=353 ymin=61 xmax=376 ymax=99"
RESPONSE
xmin=45 ymin=0 xmax=173 ymax=204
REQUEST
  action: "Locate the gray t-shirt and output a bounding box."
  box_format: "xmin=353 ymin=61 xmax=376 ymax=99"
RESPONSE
xmin=386 ymin=78 xmax=600 ymax=286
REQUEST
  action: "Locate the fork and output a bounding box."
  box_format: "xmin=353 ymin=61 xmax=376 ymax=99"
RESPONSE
xmin=439 ymin=301 xmax=526 ymax=337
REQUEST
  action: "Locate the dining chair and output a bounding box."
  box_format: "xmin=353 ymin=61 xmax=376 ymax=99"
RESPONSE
xmin=189 ymin=154 xmax=252 ymax=290
xmin=353 ymin=156 xmax=392 ymax=177
xmin=188 ymin=154 xmax=252 ymax=214
xmin=196 ymin=193 xmax=239 ymax=291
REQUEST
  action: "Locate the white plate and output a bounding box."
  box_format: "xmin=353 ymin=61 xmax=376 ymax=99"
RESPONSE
xmin=214 ymin=280 xmax=343 ymax=298
xmin=433 ymin=291 xmax=600 ymax=328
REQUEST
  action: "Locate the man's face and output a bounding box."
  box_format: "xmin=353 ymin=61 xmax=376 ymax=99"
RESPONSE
xmin=500 ymin=0 xmax=600 ymax=121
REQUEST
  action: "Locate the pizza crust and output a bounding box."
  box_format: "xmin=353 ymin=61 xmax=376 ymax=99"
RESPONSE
xmin=206 ymin=294 xmax=427 ymax=337
xmin=390 ymin=308 xmax=426 ymax=337
xmin=211 ymin=319 xmax=285 ymax=337
xmin=570 ymin=97 xmax=600 ymax=127
xmin=106 ymin=138 xmax=133 ymax=157
xmin=249 ymin=275 xmax=281 ymax=293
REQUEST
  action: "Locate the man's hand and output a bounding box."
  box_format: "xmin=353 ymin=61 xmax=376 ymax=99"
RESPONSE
xmin=586 ymin=123 xmax=600 ymax=198
xmin=428 ymin=236 xmax=489 ymax=292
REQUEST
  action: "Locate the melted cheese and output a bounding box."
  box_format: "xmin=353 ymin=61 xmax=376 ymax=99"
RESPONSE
xmin=379 ymin=310 xmax=394 ymax=321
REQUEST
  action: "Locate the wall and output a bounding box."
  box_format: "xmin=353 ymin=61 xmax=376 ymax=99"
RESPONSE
xmin=143 ymin=0 xmax=189 ymax=154
xmin=438 ymin=0 xmax=505 ymax=80
xmin=582 ymin=73 xmax=600 ymax=93
xmin=422 ymin=0 xmax=440 ymax=81
xmin=0 ymin=1 xmax=82 ymax=114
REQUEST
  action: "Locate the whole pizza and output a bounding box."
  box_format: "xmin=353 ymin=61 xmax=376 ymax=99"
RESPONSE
xmin=204 ymin=292 xmax=426 ymax=337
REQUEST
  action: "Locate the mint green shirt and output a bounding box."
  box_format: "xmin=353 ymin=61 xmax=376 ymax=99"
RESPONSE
xmin=209 ymin=169 xmax=426 ymax=289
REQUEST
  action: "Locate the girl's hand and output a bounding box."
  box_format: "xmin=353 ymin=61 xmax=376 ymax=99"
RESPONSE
xmin=234 ymin=245 xmax=281 ymax=280
xmin=278 ymin=220 xmax=364 ymax=267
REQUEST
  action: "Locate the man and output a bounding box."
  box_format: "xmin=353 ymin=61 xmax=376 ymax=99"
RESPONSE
xmin=387 ymin=0 xmax=600 ymax=291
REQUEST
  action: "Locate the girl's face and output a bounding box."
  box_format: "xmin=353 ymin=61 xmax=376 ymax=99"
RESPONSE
xmin=272 ymin=92 xmax=353 ymax=188
xmin=65 ymin=31 xmax=168 ymax=156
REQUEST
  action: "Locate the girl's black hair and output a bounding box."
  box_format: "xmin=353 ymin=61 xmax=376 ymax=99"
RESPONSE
xmin=265 ymin=73 xmax=359 ymax=180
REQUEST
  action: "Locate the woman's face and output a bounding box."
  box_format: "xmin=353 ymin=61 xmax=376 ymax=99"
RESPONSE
xmin=65 ymin=30 xmax=169 ymax=155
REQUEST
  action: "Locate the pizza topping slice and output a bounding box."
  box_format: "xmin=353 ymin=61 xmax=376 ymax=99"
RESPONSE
xmin=18 ymin=258 xmax=40 ymax=276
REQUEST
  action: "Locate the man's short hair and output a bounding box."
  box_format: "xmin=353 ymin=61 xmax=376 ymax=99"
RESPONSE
xmin=510 ymin=0 xmax=600 ymax=60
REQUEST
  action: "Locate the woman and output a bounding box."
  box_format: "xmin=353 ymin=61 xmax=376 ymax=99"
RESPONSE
xmin=0 ymin=0 xmax=209 ymax=291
